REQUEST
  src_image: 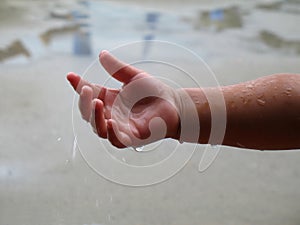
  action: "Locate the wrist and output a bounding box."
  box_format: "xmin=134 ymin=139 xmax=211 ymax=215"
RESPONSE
xmin=172 ymin=88 xmax=212 ymax=144
xmin=171 ymin=88 xmax=200 ymax=143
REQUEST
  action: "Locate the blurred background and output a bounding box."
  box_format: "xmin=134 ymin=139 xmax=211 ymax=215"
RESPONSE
xmin=1 ymin=0 xmax=300 ymax=225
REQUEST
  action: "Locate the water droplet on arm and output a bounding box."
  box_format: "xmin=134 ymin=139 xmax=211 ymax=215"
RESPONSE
xmin=284 ymin=87 xmax=292 ymax=96
xmin=246 ymin=84 xmax=254 ymax=89
xmin=256 ymin=98 xmax=266 ymax=106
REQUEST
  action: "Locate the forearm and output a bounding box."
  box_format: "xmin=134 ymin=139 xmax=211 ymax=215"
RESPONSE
xmin=177 ymin=74 xmax=300 ymax=150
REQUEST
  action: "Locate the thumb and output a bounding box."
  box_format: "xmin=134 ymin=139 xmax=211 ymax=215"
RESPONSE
xmin=99 ymin=50 xmax=143 ymax=84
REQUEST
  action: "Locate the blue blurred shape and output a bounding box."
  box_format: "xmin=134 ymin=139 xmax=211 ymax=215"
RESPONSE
xmin=144 ymin=34 xmax=155 ymax=41
xmin=72 ymin=7 xmax=91 ymax=55
xmin=146 ymin=12 xmax=159 ymax=23
xmin=146 ymin=12 xmax=160 ymax=30
xmin=78 ymin=0 xmax=90 ymax=8
xmin=210 ymin=9 xmax=224 ymax=21
xmin=142 ymin=34 xmax=154 ymax=59
xmin=73 ymin=31 xmax=91 ymax=55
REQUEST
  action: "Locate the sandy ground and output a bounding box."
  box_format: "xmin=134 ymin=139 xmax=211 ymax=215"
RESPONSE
xmin=1 ymin=1 xmax=300 ymax=225
xmin=1 ymin=54 xmax=300 ymax=225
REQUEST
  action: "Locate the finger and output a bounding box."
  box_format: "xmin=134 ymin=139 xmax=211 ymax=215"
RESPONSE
xmin=67 ymin=72 xmax=81 ymax=90
xmin=92 ymin=99 xmax=107 ymax=138
xmin=67 ymin=72 xmax=119 ymax=101
xmin=99 ymin=50 xmax=143 ymax=84
xmin=79 ymin=86 xmax=93 ymax=121
xmin=107 ymin=119 xmax=132 ymax=148
xmin=90 ymin=100 xmax=97 ymax=134
xmin=95 ymin=85 xmax=119 ymax=105
xmin=67 ymin=72 xmax=103 ymax=98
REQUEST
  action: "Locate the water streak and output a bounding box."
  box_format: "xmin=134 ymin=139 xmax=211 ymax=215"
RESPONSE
xmin=256 ymin=98 xmax=266 ymax=106
xmin=108 ymin=214 xmax=112 ymax=222
xmin=72 ymin=137 xmax=77 ymax=160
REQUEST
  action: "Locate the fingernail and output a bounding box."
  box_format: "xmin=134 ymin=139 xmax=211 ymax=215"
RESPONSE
xmin=99 ymin=50 xmax=109 ymax=58
xmin=91 ymin=99 xmax=97 ymax=108
xmin=80 ymin=86 xmax=88 ymax=95
xmin=107 ymin=119 xmax=113 ymax=129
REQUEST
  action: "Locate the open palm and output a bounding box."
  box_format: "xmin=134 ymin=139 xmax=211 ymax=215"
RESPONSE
xmin=67 ymin=51 xmax=179 ymax=148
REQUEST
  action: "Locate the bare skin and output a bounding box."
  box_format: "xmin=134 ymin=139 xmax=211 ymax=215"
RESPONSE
xmin=67 ymin=50 xmax=300 ymax=150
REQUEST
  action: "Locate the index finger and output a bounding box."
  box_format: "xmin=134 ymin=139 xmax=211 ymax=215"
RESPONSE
xmin=67 ymin=72 xmax=105 ymax=99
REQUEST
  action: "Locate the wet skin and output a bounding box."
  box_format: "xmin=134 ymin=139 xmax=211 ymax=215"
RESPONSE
xmin=67 ymin=50 xmax=300 ymax=150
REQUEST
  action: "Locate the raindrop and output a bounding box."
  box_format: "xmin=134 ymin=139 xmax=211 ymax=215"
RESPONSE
xmin=284 ymin=87 xmax=292 ymax=96
xmin=257 ymin=99 xmax=266 ymax=106
xmin=121 ymin=157 xmax=126 ymax=163
xmin=134 ymin=146 xmax=144 ymax=152
xmin=236 ymin=142 xmax=245 ymax=148
xmin=242 ymin=97 xmax=248 ymax=104
xmin=65 ymin=137 xmax=77 ymax=165
xmin=57 ymin=137 xmax=62 ymax=142
xmin=198 ymin=144 xmax=220 ymax=173
xmin=72 ymin=137 xmax=77 ymax=160
xmin=210 ymin=144 xmax=218 ymax=149
xmin=229 ymin=101 xmax=236 ymax=109
xmin=246 ymin=84 xmax=254 ymax=89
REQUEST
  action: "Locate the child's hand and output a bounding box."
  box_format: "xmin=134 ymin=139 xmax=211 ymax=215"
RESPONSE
xmin=67 ymin=50 xmax=179 ymax=148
